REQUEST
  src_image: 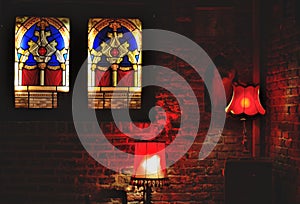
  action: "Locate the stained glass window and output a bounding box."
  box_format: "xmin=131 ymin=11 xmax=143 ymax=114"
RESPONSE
xmin=15 ymin=17 xmax=70 ymax=108
xmin=88 ymin=18 xmax=142 ymax=109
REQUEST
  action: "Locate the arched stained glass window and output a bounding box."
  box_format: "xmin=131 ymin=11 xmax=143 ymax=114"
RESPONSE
xmin=88 ymin=18 xmax=142 ymax=109
xmin=15 ymin=17 xmax=70 ymax=108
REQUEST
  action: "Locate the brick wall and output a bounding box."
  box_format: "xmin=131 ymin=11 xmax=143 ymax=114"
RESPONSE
xmin=264 ymin=0 xmax=300 ymax=203
xmin=0 ymin=1 xmax=255 ymax=204
xmin=0 ymin=119 xmax=247 ymax=204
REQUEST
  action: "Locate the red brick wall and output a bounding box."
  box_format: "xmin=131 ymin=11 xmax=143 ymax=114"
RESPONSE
xmin=0 ymin=1 xmax=255 ymax=204
xmin=264 ymin=0 xmax=300 ymax=203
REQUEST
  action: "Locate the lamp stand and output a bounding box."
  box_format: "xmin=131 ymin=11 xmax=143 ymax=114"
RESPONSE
xmin=241 ymin=118 xmax=249 ymax=153
xmin=143 ymin=185 xmax=152 ymax=204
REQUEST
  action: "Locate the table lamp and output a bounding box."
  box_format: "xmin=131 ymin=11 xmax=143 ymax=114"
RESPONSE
xmin=131 ymin=141 xmax=168 ymax=204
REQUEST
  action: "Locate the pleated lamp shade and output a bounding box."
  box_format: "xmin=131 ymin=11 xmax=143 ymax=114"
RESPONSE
xmin=225 ymin=84 xmax=266 ymax=116
xmin=131 ymin=142 xmax=168 ymax=187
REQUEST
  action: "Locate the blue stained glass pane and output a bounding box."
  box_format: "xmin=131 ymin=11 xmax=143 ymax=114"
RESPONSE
xmin=93 ymin=39 xmax=101 ymax=51
xmin=118 ymin=27 xmax=137 ymax=51
xmin=24 ymin=25 xmax=36 ymax=39
xmin=93 ymin=27 xmax=113 ymax=50
xmin=17 ymin=54 xmax=22 ymax=60
xmin=47 ymin=33 xmax=61 ymax=41
xmin=31 ymin=35 xmax=39 ymax=42
xmin=55 ymin=38 xmax=64 ymax=50
xmin=120 ymin=56 xmax=131 ymax=66
xmin=47 ymin=34 xmax=64 ymax=50
xmin=48 ymin=55 xmax=60 ymax=66
xmin=97 ymin=55 xmax=110 ymax=66
xmin=47 ymin=26 xmax=60 ymax=35
xmin=25 ymin=54 xmax=37 ymax=66
xmin=63 ymin=53 xmax=68 ymax=61
xmin=20 ymin=36 xmax=30 ymax=50
xmin=93 ymin=26 xmax=138 ymax=52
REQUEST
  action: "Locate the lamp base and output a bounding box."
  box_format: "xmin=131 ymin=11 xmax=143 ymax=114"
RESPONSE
xmin=242 ymin=135 xmax=250 ymax=153
xmin=130 ymin=177 xmax=168 ymax=188
xmin=143 ymin=185 xmax=152 ymax=204
xmin=130 ymin=177 xmax=169 ymax=204
xmin=241 ymin=118 xmax=250 ymax=153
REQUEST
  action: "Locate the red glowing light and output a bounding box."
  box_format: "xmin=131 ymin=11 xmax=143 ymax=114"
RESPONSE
xmin=132 ymin=142 xmax=167 ymax=179
xmin=225 ymin=84 xmax=266 ymax=116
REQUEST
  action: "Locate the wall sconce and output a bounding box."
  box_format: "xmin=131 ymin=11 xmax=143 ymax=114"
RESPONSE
xmin=131 ymin=141 xmax=168 ymax=204
xmin=225 ymin=84 xmax=266 ymax=152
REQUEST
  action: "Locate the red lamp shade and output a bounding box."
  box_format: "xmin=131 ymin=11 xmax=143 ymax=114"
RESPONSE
xmin=131 ymin=142 xmax=167 ymax=187
xmin=225 ymin=84 xmax=266 ymax=116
